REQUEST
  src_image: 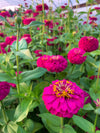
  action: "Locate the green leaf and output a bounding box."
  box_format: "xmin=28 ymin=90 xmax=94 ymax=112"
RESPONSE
xmin=32 ymin=122 xmax=43 ymax=133
xmin=11 ymin=39 xmax=27 ymax=51
xmin=72 ymin=115 xmax=94 ymax=133
xmin=24 ymin=119 xmax=34 ymax=133
xmin=63 ymin=124 xmax=76 ymax=133
xmin=67 ymin=70 xmax=83 ymax=79
xmin=39 ymin=113 xmax=61 ymax=132
xmin=20 ymin=67 xmax=47 ymax=82
xmin=83 ymin=103 xmax=94 ymax=110
xmin=90 ymin=50 xmax=100 ymax=56
xmin=14 ymin=99 xmax=32 ymax=122
xmin=96 ymin=131 xmax=100 ymax=133
xmin=22 ymin=21 xmax=44 ymax=29
xmin=95 ymin=108 xmax=100 ymax=115
xmin=0 ymin=16 xmax=15 ymax=29
xmin=16 ymin=49 xmax=33 ymax=59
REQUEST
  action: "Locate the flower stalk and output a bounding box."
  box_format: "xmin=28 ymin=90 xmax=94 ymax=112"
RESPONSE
xmin=0 ymin=101 xmax=8 ymax=124
xmin=60 ymin=117 xmax=63 ymax=133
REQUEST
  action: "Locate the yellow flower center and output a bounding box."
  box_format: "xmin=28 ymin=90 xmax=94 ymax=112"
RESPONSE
xmin=53 ymin=81 xmax=74 ymax=98
xmin=1 ymin=11 xmax=6 ymax=13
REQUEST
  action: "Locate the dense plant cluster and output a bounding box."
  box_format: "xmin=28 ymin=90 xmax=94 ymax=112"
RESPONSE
xmin=0 ymin=0 xmax=100 ymax=133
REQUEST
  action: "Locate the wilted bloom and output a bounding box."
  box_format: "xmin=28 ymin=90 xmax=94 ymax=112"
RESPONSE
xmin=22 ymin=17 xmax=36 ymax=25
xmin=5 ymin=36 xmax=16 ymax=45
xmin=36 ymin=3 xmax=49 ymax=12
xmin=34 ymin=50 xmax=42 ymax=57
xmin=0 ymin=82 xmax=10 ymax=100
xmin=33 ymin=12 xmax=39 ymax=17
xmin=78 ymin=36 xmax=99 ymax=52
xmin=89 ymin=16 xmax=97 ymax=21
xmin=68 ymin=48 xmax=87 ymax=64
xmin=0 ymin=11 xmax=11 ymax=17
xmin=47 ymin=37 xmax=57 ymax=46
xmin=42 ymin=79 xmax=85 ymax=117
xmin=20 ymin=34 xmax=32 ymax=44
xmin=94 ymin=99 xmax=100 ymax=107
xmin=37 ymin=55 xmax=68 ymax=73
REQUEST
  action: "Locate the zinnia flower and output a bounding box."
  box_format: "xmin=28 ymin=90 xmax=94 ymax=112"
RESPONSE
xmin=34 ymin=50 xmax=42 ymax=57
xmin=44 ymin=20 xmax=53 ymax=29
xmin=0 ymin=11 xmax=11 ymax=17
xmin=5 ymin=36 xmax=16 ymax=45
xmin=94 ymin=7 xmax=100 ymax=10
xmin=37 ymin=55 xmax=68 ymax=73
xmin=22 ymin=17 xmax=36 ymax=25
xmin=9 ymin=83 xmax=16 ymax=88
xmin=24 ymin=9 xmax=33 ymax=14
xmin=89 ymin=16 xmax=97 ymax=21
xmin=33 ymin=12 xmax=39 ymax=17
xmin=42 ymin=79 xmax=85 ymax=117
xmin=78 ymin=36 xmax=99 ymax=52
xmin=0 ymin=82 xmax=10 ymax=100
xmin=36 ymin=3 xmax=49 ymax=12
xmin=67 ymin=48 xmax=87 ymax=64
xmin=20 ymin=34 xmax=32 ymax=44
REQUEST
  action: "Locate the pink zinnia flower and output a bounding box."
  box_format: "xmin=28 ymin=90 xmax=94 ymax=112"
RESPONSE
xmin=78 ymin=36 xmax=99 ymax=52
xmin=5 ymin=36 xmax=16 ymax=45
xmin=36 ymin=3 xmax=49 ymax=12
xmin=37 ymin=55 xmax=68 ymax=73
xmin=83 ymin=21 xmax=87 ymax=25
xmin=89 ymin=16 xmax=97 ymax=21
xmin=44 ymin=20 xmax=53 ymax=29
xmin=24 ymin=9 xmax=33 ymax=14
xmin=67 ymin=48 xmax=87 ymax=64
xmin=0 ymin=82 xmax=10 ymax=100
xmin=47 ymin=37 xmax=57 ymax=46
xmin=42 ymin=79 xmax=85 ymax=117
xmin=0 ymin=42 xmax=7 ymax=48
xmin=20 ymin=34 xmax=32 ymax=44
xmin=61 ymin=6 xmax=65 ymax=9
xmin=0 ymin=11 xmax=11 ymax=17
xmin=22 ymin=17 xmax=36 ymax=25
xmin=33 ymin=12 xmax=39 ymax=17
xmin=34 ymin=50 xmax=42 ymax=57
xmin=94 ymin=7 xmax=100 ymax=10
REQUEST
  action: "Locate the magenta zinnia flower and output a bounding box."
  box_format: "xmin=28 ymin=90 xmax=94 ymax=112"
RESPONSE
xmin=36 ymin=3 xmax=49 ymax=12
xmin=20 ymin=34 xmax=32 ymax=44
xmin=22 ymin=17 xmax=36 ymax=25
xmin=67 ymin=48 xmax=87 ymax=64
xmin=37 ymin=55 xmax=68 ymax=73
xmin=0 ymin=82 xmax=10 ymax=100
xmin=42 ymin=79 xmax=85 ymax=118
xmin=78 ymin=36 xmax=99 ymax=52
xmin=5 ymin=36 xmax=16 ymax=45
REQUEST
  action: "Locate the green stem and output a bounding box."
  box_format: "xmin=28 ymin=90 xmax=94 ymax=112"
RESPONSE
xmin=59 ymin=117 xmax=63 ymax=133
xmin=0 ymin=101 xmax=8 ymax=124
xmin=16 ymin=25 xmax=20 ymax=95
xmin=94 ymin=113 xmax=98 ymax=133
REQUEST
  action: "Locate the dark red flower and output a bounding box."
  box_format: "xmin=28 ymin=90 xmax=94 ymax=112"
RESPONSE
xmin=44 ymin=20 xmax=53 ymax=29
xmin=36 ymin=3 xmax=49 ymax=12
xmin=47 ymin=37 xmax=57 ymax=46
xmin=33 ymin=12 xmax=39 ymax=17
